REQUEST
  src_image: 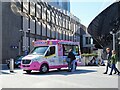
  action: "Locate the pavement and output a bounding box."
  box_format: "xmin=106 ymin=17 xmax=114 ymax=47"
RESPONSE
xmin=0 ymin=65 xmax=119 ymax=88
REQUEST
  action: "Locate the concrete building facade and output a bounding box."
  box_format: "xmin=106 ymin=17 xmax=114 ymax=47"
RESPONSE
xmin=48 ymin=0 xmax=70 ymax=12
xmin=0 ymin=1 xmax=81 ymax=64
xmin=79 ymin=24 xmax=94 ymax=54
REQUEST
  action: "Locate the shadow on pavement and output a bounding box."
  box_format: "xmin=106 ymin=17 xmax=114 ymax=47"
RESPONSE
xmin=1 ymin=67 xmax=21 ymax=75
xmin=1 ymin=71 xmax=18 ymax=75
xmin=23 ymin=69 xmax=97 ymax=76
xmin=1 ymin=71 xmax=10 ymax=74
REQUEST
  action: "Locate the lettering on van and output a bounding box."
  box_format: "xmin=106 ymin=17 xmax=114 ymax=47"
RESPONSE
xmin=34 ymin=41 xmax=47 ymax=46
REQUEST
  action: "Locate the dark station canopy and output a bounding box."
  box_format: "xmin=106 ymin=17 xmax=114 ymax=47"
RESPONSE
xmin=88 ymin=2 xmax=120 ymax=49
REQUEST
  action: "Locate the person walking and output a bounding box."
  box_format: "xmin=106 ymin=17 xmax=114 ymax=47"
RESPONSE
xmin=109 ymin=50 xmax=120 ymax=75
xmin=67 ymin=49 xmax=76 ymax=72
xmin=103 ymin=48 xmax=112 ymax=74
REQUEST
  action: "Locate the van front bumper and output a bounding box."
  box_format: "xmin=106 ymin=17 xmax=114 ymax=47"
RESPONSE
xmin=21 ymin=61 xmax=40 ymax=71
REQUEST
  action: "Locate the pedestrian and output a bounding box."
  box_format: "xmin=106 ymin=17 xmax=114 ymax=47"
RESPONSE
xmin=103 ymin=48 xmax=112 ymax=74
xmin=67 ymin=49 xmax=76 ymax=72
xmin=109 ymin=50 xmax=120 ymax=75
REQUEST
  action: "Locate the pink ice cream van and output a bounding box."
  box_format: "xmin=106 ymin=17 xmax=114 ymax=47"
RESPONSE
xmin=21 ymin=40 xmax=81 ymax=73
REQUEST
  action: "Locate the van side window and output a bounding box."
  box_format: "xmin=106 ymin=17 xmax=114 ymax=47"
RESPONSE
xmin=46 ymin=46 xmax=55 ymax=56
xmin=63 ymin=45 xmax=79 ymax=56
xmin=50 ymin=46 xmax=55 ymax=55
xmin=73 ymin=46 xmax=79 ymax=56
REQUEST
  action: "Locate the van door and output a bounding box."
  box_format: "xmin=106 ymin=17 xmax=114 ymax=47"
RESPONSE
xmin=45 ymin=46 xmax=57 ymax=66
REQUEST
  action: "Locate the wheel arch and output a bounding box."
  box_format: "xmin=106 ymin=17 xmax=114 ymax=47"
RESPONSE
xmin=39 ymin=61 xmax=49 ymax=69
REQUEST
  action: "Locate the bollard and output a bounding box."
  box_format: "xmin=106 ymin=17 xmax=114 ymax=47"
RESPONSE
xmin=10 ymin=58 xmax=14 ymax=73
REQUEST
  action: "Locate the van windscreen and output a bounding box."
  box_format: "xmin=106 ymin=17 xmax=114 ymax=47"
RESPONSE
xmin=30 ymin=46 xmax=48 ymax=55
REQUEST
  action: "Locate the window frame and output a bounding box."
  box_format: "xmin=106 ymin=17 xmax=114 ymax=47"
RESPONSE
xmin=45 ymin=46 xmax=56 ymax=56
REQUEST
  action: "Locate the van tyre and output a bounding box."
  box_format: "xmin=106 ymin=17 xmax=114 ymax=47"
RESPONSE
xmin=40 ymin=64 xmax=49 ymax=73
xmin=57 ymin=68 xmax=61 ymax=71
xmin=26 ymin=70 xmax=31 ymax=74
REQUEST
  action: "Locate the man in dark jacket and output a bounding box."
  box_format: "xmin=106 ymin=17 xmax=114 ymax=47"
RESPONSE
xmin=103 ymin=48 xmax=112 ymax=74
xmin=67 ymin=49 xmax=76 ymax=72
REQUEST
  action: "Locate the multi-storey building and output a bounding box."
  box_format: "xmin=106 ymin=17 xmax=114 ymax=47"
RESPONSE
xmin=0 ymin=0 xmax=81 ymax=63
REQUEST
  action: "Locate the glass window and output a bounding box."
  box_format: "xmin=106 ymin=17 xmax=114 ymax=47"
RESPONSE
xmin=51 ymin=12 xmax=55 ymax=23
xmin=30 ymin=2 xmax=35 ymax=16
xmin=45 ymin=46 xmax=55 ymax=56
xmin=66 ymin=20 xmax=69 ymax=30
xmin=42 ymin=7 xmax=46 ymax=20
xmin=36 ymin=4 xmax=41 ymax=18
xmin=63 ymin=18 xmax=65 ymax=28
xmin=23 ymin=2 xmax=28 ymax=13
xmin=30 ymin=46 xmax=48 ymax=55
xmin=74 ymin=24 xmax=76 ymax=32
xmin=63 ymin=45 xmax=79 ymax=56
xmin=86 ymin=37 xmax=89 ymax=44
xmin=47 ymin=10 xmax=50 ymax=22
xmin=65 ymin=19 xmax=67 ymax=29
xmin=59 ymin=16 xmax=61 ymax=26
xmin=56 ymin=15 xmax=58 ymax=25
xmin=70 ymin=23 xmax=74 ymax=31
xmin=69 ymin=21 xmax=71 ymax=30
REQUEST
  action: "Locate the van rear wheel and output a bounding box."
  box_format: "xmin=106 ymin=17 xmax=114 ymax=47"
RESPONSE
xmin=40 ymin=64 xmax=49 ymax=73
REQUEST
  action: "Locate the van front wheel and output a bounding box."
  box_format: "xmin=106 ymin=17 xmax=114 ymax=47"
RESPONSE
xmin=26 ymin=70 xmax=31 ymax=74
xmin=40 ymin=64 xmax=49 ymax=73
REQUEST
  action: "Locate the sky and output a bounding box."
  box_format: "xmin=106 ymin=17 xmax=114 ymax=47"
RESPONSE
xmin=70 ymin=0 xmax=116 ymax=27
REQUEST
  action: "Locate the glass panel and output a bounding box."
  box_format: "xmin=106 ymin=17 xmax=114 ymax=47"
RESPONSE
xmin=42 ymin=23 xmax=46 ymax=36
xmin=23 ymin=2 xmax=28 ymax=13
xmin=31 ymin=46 xmax=48 ymax=55
xmin=59 ymin=16 xmax=61 ymax=26
xmin=47 ymin=25 xmax=50 ymax=37
xmin=63 ymin=45 xmax=79 ymax=56
xmin=63 ymin=18 xmax=65 ymax=28
xmin=36 ymin=22 xmax=40 ymax=35
xmin=52 ymin=27 xmax=55 ymax=38
xmin=51 ymin=12 xmax=55 ymax=24
xmin=56 ymin=15 xmax=58 ymax=25
xmin=30 ymin=38 xmax=35 ymax=51
xmin=42 ymin=7 xmax=46 ymax=20
xmin=86 ymin=37 xmax=88 ymax=44
xmin=30 ymin=2 xmax=35 ymax=16
xmin=45 ymin=46 xmax=55 ymax=56
xmin=36 ymin=4 xmax=41 ymax=18
xmin=47 ymin=10 xmax=50 ymax=22
xmin=30 ymin=19 xmax=35 ymax=34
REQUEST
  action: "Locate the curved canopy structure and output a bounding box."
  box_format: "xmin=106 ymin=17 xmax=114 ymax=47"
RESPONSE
xmin=88 ymin=2 xmax=120 ymax=48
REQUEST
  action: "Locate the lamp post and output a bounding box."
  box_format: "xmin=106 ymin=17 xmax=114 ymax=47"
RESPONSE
xmin=118 ymin=37 xmax=120 ymax=45
xmin=110 ymin=29 xmax=116 ymax=50
xmin=28 ymin=28 xmax=31 ymax=52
